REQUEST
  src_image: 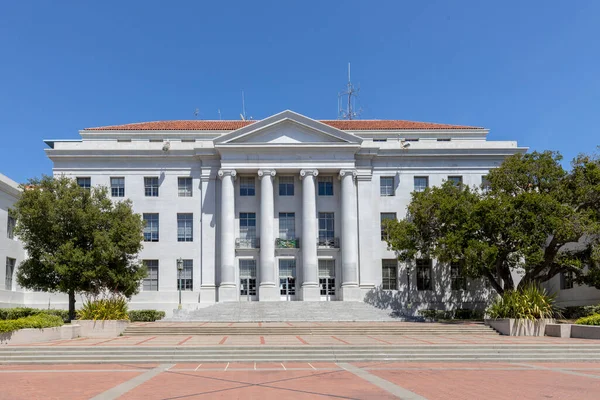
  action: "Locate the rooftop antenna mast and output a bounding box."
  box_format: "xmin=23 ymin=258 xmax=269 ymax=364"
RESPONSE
xmin=240 ymin=91 xmax=247 ymax=121
xmin=338 ymin=62 xmax=361 ymax=120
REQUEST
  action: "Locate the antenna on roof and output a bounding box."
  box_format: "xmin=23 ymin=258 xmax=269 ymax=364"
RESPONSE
xmin=241 ymin=91 xmax=247 ymax=121
xmin=218 ymin=109 xmax=222 ymax=120
xmin=194 ymin=108 xmax=199 ymax=118
xmin=338 ymin=62 xmax=362 ymax=120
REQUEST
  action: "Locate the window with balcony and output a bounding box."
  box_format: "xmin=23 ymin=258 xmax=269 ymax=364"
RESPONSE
xmin=414 ymin=176 xmax=429 ymax=193
xmin=318 ymin=212 xmax=336 ymax=247
xmin=177 ymin=213 xmax=193 ymax=242
xmin=382 ymin=259 xmax=398 ymax=290
xmin=142 ymin=260 xmax=159 ymax=291
xmin=240 ymin=177 xmax=255 ymax=196
xmin=318 ymin=176 xmax=334 ymax=196
xmin=279 ymin=176 xmax=295 ymax=196
xmin=76 ymin=177 xmax=91 ymax=189
xmin=177 ymin=259 xmax=193 ymax=291
xmin=238 ymin=212 xmax=257 ymax=248
xmin=416 ymin=259 xmax=432 ymax=291
xmin=451 ymin=261 xmax=467 ymax=291
xmin=277 ymin=212 xmax=298 ymax=248
xmin=178 ymin=177 xmax=193 ymax=197
xmin=380 ymin=176 xmax=395 ymax=196
xmin=144 ymin=177 xmax=159 ymax=197
xmin=380 ymin=212 xmax=396 ymax=240
xmin=110 ymin=177 xmax=125 ymax=197
xmin=143 ymin=213 xmax=159 ymax=242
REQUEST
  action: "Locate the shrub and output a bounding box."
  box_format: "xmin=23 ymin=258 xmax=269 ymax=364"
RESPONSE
xmin=0 ymin=314 xmax=64 ymax=333
xmin=0 ymin=308 xmax=69 ymax=323
xmin=418 ymin=309 xmax=453 ymax=320
xmin=487 ymin=284 xmax=558 ymax=320
xmin=128 ymin=310 xmax=165 ymax=322
xmin=563 ymin=305 xmax=600 ymax=320
xmin=77 ymin=295 xmax=129 ymax=321
xmin=575 ymin=314 xmax=600 ymax=326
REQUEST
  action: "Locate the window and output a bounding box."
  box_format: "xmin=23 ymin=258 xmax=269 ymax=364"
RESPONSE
xmin=561 ymin=271 xmax=574 ymax=290
xmin=144 ymin=177 xmax=159 ymax=197
xmin=279 ymin=176 xmax=295 ymax=196
xmin=318 ymin=212 xmax=335 ymax=245
xmin=117 ymin=139 xmax=131 ymax=143
xmin=380 ymin=213 xmax=396 ymax=240
xmin=149 ymin=139 xmax=163 ymax=143
xmin=240 ymin=177 xmax=255 ymax=196
xmin=5 ymin=257 xmax=15 ymax=290
xmin=482 ymin=175 xmax=491 ymax=192
xmin=7 ymin=215 xmax=15 ymax=239
xmin=142 ymin=260 xmax=159 ymax=291
xmin=143 ymin=213 xmax=159 ymax=242
xmin=279 ymin=212 xmax=295 ymax=239
xmin=448 ymin=176 xmax=463 ymax=186
xmin=239 ymin=259 xmax=257 ymax=296
xmin=76 ymin=177 xmax=91 ymax=189
xmin=177 ymin=259 xmax=193 ymax=291
xmin=181 ymin=139 xmax=196 ymax=143
xmin=373 ymin=138 xmax=387 ymax=142
xmin=319 ymin=259 xmax=335 ymax=296
xmin=414 ymin=177 xmax=429 ymax=193
xmin=178 ymin=177 xmax=193 ymax=197
xmin=405 ymin=138 xmax=419 ymax=142
xmin=437 ymin=138 xmax=451 ymax=142
xmin=382 ymin=259 xmax=398 ymax=290
xmin=416 ymin=259 xmax=432 ymax=291
xmin=451 ymin=261 xmax=467 ymax=291
xmin=239 ymin=212 xmax=257 ymax=247
xmin=318 ymin=176 xmax=334 ymax=196
xmin=177 ymin=213 xmax=193 ymax=242
xmin=380 ymin=176 xmax=395 ymax=197
xmin=110 ymin=177 xmax=125 ymax=197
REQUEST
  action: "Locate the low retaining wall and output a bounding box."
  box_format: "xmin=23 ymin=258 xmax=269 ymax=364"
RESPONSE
xmin=545 ymin=323 xmax=572 ymax=338
xmin=485 ymin=318 xmax=554 ymax=336
xmin=0 ymin=324 xmax=80 ymax=345
xmin=77 ymin=320 xmax=129 ymax=338
xmin=571 ymin=325 xmax=600 ymax=340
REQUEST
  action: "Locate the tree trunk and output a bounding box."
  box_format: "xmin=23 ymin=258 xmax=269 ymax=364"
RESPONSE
xmin=68 ymin=290 xmax=76 ymax=321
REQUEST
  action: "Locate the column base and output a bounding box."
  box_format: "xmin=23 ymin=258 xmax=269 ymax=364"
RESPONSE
xmin=300 ymin=285 xmax=321 ymax=301
xmin=199 ymin=285 xmax=217 ymax=303
xmin=258 ymin=284 xmax=280 ymax=301
xmin=218 ymin=284 xmax=238 ymax=302
xmin=340 ymin=285 xmax=363 ymax=301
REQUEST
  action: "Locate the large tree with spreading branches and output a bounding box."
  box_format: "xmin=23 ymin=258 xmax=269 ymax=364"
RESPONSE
xmin=11 ymin=175 xmax=147 ymax=320
xmin=383 ymin=150 xmax=600 ymax=294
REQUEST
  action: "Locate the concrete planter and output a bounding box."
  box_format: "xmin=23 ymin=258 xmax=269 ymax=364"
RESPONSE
xmin=0 ymin=324 xmax=80 ymax=345
xmin=485 ymin=318 xmax=554 ymax=336
xmin=571 ymin=325 xmax=600 ymax=340
xmin=77 ymin=320 xmax=129 ymax=338
xmin=545 ymin=323 xmax=572 ymax=338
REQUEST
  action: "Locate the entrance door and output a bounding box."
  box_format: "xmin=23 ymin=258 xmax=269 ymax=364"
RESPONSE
xmin=279 ymin=259 xmax=296 ymax=301
xmin=239 ymin=260 xmax=257 ymax=301
xmin=319 ymin=259 xmax=336 ymax=301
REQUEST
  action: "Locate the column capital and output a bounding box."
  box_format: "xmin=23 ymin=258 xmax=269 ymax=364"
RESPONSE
xmin=339 ymin=169 xmax=357 ymax=179
xmin=299 ymin=169 xmax=319 ymax=179
xmin=257 ymin=169 xmax=276 ymax=177
xmin=218 ymin=169 xmax=237 ymax=179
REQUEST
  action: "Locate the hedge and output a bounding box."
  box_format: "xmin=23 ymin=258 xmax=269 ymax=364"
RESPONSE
xmin=0 ymin=314 xmax=64 ymax=334
xmin=128 ymin=310 xmax=166 ymax=322
xmin=562 ymin=305 xmax=600 ymax=320
xmin=575 ymin=314 xmax=600 ymax=326
xmin=0 ymin=308 xmax=69 ymax=323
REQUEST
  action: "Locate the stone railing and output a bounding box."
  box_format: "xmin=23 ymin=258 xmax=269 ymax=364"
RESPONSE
xmin=317 ymin=237 xmax=339 ymax=248
xmin=235 ymin=237 xmax=260 ymax=249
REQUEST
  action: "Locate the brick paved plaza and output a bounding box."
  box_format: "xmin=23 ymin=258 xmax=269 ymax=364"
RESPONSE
xmin=1 ymin=361 xmax=600 ymax=399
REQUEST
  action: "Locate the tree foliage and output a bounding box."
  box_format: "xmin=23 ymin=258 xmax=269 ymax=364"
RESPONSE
xmin=11 ymin=175 xmax=146 ymax=319
xmin=384 ymin=150 xmax=600 ymax=294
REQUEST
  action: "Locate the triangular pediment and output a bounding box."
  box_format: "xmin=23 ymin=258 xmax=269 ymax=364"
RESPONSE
xmin=214 ymin=110 xmax=361 ymax=145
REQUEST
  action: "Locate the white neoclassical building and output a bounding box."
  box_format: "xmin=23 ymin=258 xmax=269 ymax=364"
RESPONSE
xmin=39 ymin=110 xmax=529 ymax=313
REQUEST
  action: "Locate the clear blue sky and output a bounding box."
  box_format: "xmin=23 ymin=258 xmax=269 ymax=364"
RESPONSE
xmin=1 ymin=1 xmax=598 ymax=183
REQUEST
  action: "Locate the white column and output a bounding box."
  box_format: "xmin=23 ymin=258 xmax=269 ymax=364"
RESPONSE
xmin=218 ymin=169 xmax=237 ymax=302
xmin=300 ymin=169 xmax=320 ymax=301
xmin=199 ymin=166 xmax=217 ymax=303
xmin=257 ymin=169 xmax=279 ymax=301
xmin=356 ymin=172 xmax=376 ymax=294
xmin=339 ymin=169 xmax=361 ymax=300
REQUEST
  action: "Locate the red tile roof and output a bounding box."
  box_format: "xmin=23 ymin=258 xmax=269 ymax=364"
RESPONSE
xmin=84 ymin=119 xmax=480 ymax=131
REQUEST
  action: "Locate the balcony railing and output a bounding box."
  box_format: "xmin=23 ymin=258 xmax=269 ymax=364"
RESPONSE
xmin=276 ymin=238 xmax=300 ymax=249
xmin=317 ymin=237 xmax=339 ymax=248
xmin=236 ymin=237 xmax=260 ymax=249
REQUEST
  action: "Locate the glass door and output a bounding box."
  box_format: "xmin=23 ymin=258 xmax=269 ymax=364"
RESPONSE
xmin=319 ymin=259 xmax=336 ymax=301
xmin=239 ymin=260 xmax=257 ymax=301
xmin=279 ymin=259 xmax=296 ymax=301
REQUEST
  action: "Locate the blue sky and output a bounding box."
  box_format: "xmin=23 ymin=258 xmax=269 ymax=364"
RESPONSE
xmin=1 ymin=1 xmax=598 ymax=183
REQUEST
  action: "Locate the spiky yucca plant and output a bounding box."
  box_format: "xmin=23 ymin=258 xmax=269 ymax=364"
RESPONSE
xmin=77 ymin=294 xmax=129 ymax=321
xmin=487 ymin=284 xmax=558 ymax=320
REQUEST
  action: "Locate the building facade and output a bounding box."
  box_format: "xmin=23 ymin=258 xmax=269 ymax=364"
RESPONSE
xmin=39 ymin=110 xmax=529 ymax=314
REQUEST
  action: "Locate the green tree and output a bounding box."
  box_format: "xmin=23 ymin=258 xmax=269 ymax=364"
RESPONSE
xmin=384 ymin=151 xmax=600 ymax=294
xmin=11 ymin=175 xmax=146 ymax=320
